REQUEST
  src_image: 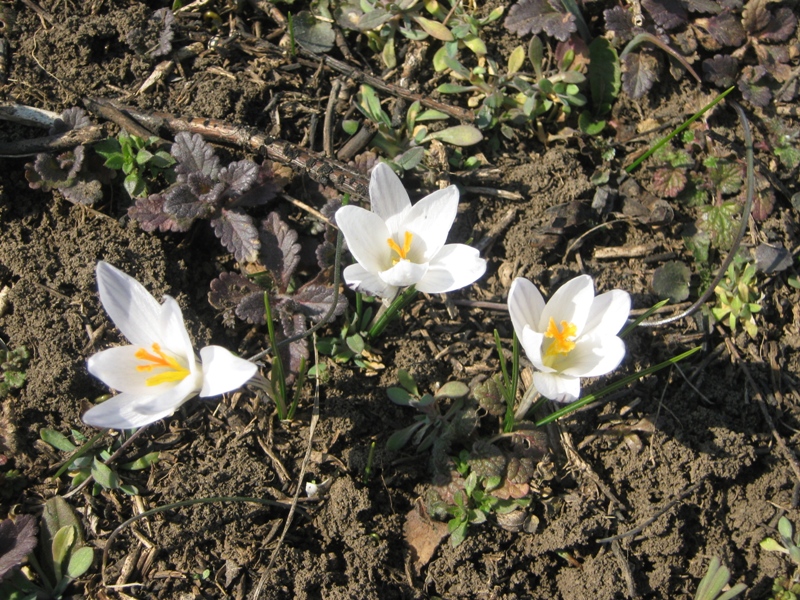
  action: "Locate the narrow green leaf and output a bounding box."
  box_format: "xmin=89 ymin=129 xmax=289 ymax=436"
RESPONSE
xmin=91 ymin=458 xmax=119 ymax=490
xmin=40 ymin=429 xmax=76 ymax=452
xmin=507 ymin=46 xmax=526 ymax=76
xmin=387 ymin=387 xmax=412 ymax=405
xmin=51 ymin=526 xmax=75 ymax=581
xmin=66 ymin=547 xmax=94 ymax=579
xmin=413 ymin=16 xmax=454 ymax=41
xmin=398 ymin=369 xmax=419 ymax=395
xmin=120 ymin=451 xmax=160 ymax=471
xmin=424 ymin=125 xmax=483 ymax=147
xmin=434 ymin=381 xmax=469 ymax=399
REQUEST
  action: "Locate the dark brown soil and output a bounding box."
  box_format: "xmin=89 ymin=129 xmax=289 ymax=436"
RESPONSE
xmin=1 ymin=1 xmax=800 ymax=599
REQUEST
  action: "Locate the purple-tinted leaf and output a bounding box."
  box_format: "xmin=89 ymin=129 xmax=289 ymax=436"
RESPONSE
xmin=717 ymin=0 xmax=741 ymax=9
xmin=258 ymin=212 xmax=300 ymax=290
xmin=61 ymin=178 xmax=103 ymax=205
xmin=208 ymin=272 xmax=264 ymax=327
xmin=684 ymin=0 xmax=721 ymax=13
xmin=185 ymin=171 xmax=225 ymax=206
xmin=34 ymin=153 xmax=69 ymax=186
xmin=209 ymin=272 xmax=265 ymax=326
xmin=738 ymin=65 xmax=772 ymax=107
xmin=128 ymin=194 xmax=184 ymax=232
xmin=505 ymin=0 xmax=576 ymax=41
xmin=212 ymin=208 xmax=260 ymax=263
xmin=316 ymin=240 xmax=336 ymax=270
xmin=703 ymin=54 xmax=738 ymax=87
xmin=236 ymin=161 xmax=293 ymax=208
xmin=741 ymin=0 xmax=770 ymax=33
xmin=218 ymin=160 xmax=259 ymax=196
xmin=604 ymin=6 xmax=636 ymax=43
xmin=671 ymin=28 xmax=697 ymax=56
xmin=706 ymin=11 xmax=746 ymax=46
xmin=58 ymin=146 xmax=85 ymax=180
xmin=0 ymin=514 xmax=38 ymax=581
xmin=642 ymin=0 xmax=687 ymax=29
xmin=759 ymin=7 xmax=797 ymax=42
xmin=622 ymin=52 xmax=659 ymax=99
xmin=652 ymin=167 xmax=687 ymax=197
xmin=172 ymin=132 xmax=220 ymax=179
xmin=752 ymin=188 xmax=775 ymax=221
xmin=236 ymin=291 xmax=269 ymax=325
xmin=292 ymin=283 xmax=347 ymax=322
xmin=50 ymin=107 xmax=92 ymax=135
xmin=152 ymin=8 xmax=175 ymax=57
xmin=163 ymin=183 xmax=214 ymax=223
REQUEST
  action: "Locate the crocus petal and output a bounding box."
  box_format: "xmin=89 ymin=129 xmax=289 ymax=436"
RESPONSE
xmin=539 ymin=275 xmax=595 ymax=334
xmin=133 ymin=374 xmax=200 ymax=415
xmin=336 ymin=205 xmax=392 ymax=274
xmin=87 ymin=345 xmax=159 ymax=394
xmin=520 ymin=327 xmax=552 ymax=372
xmin=343 ymin=263 xmax=398 ymax=299
xmin=82 ymin=391 xmax=179 ymax=429
xmin=403 ymin=186 xmax=459 ymax=260
xmin=199 ymin=346 xmax=258 ymax=397
xmin=370 ymin=163 xmax=412 ymax=232
xmin=96 ymin=262 xmax=163 ymax=349
xmin=159 ymin=296 xmax=197 ymax=365
xmin=583 ymin=290 xmax=631 ymax=337
xmin=415 ymin=244 xmax=486 ymax=293
xmin=561 ymin=334 xmax=626 ymax=378
xmin=379 ymin=260 xmax=429 ymax=287
xmin=533 ymin=371 xmax=581 ymax=402
xmin=508 ymin=278 xmax=546 ymax=342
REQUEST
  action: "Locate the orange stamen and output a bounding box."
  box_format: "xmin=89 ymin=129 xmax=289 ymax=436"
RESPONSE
xmin=135 ymin=343 xmax=189 ymax=386
xmin=544 ymin=318 xmax=577 ymax=357
xmin=387 ymin=231 xmax=414 ymax=264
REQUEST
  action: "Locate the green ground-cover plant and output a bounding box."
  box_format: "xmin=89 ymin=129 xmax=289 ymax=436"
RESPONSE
xmin=0 ymin=341 xmax=29 ymax=399
xmin=40 ymin=428 xmax=158 ymax=496
xmin=351 ymin=85 xmax=483 ymax=171
xmin=0 ymin=497 xmax=93 ymax=599
xmin=761 ymin=516 xmax=800 ymax=599
xmin=332 ymin=0 xmax=502 ymax=68
xmin=437 ymin=35 xmax=589 ymax=137
xmin=94 ymin=131 xmax=176 ymax=198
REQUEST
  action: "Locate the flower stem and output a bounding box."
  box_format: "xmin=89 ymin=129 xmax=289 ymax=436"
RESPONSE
xmin=264 ymin=292 xmax=288 ymax=419
xmin=367 ymin=285 xmax=418 ymax=340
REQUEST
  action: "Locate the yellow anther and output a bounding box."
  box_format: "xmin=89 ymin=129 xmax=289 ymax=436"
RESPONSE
xmin=387 ymin=231 xmax=414 ymax=264
xmin=135 ymin=343 xmax=189 ymax=386
xmin=544 ymin=317 xmax=577 ymax=357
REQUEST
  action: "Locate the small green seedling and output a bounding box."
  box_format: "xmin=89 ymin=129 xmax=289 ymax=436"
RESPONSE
xmin=694 ymin=556 xmax=746 ymax=600
xmin=94 ymin=131 xmax=176 ymax=198
xmin=0 ymin=496 xmax=94 ymax=599
xmin=353 ymin=85 xmax=482 ymax=171
xmin=0 ymin=342 xmax=29 ymax=398
xmin=40 ymin=427 xmax=159 ymax=496
xmin=385 ymin=369 xmax=470 ymax=452
xmin=436 ymin=451 xmax=530 ymax=547
xmin=711 ymin=257 xmax=762 ymax=338
xmin=761 ymin=516 xmax=800 ymax=599
xmin=316 ymin=293 xmax=385 ymax=372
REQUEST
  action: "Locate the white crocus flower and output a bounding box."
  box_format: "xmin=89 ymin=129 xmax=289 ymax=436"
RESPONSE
xmin=335 ymin=163 xmax=486 ymax=299
xmin=82 ymin=262 xmax=257 ymax=429
xmin=508 ymin=275 xmax=630 ymax=403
